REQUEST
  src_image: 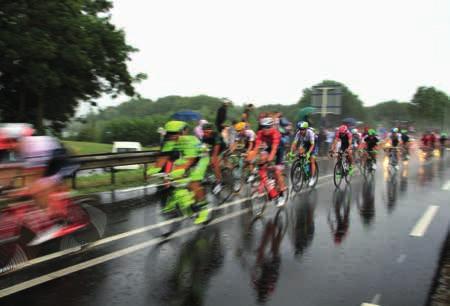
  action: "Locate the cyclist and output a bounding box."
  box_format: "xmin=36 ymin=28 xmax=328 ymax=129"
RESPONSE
xmin=330 ymin=125 xmax=354 ymax=174
xmin=10 ymin=135 xmax=82 ymax=240
xmin=147 ymin=120 xmax=189 ymax=177
xmin=147 ymin=121 xmax=210 ymax=223
xmin=201 ymin=123 xmax=227 ymax=195
xmin=233 ymin=122 xmax=256 ymax=154
xmin=400 ymin=129 xmax=410 ymax=160
xmin=351 ymin=128 xmax=363 ymax=165
xmin=290 ymin=121 xmax=317 ymax=187
xmin=247 ymin=117 xmax=287 ymax=207
xmin=362 ymin=129 xmax=380 ymax=170
xmin=172 ymin=133 xmax=211 ymax=224
xmin=385 ymin=128 xmax=401 ymax=169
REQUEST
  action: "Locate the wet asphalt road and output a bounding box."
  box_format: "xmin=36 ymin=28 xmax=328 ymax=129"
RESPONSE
xmin=0 ymin=151 xmax=449 ymax=306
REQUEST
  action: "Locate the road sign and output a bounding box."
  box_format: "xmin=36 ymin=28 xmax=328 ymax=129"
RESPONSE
xmin=311 ymin=86 xmax=342 ymax=116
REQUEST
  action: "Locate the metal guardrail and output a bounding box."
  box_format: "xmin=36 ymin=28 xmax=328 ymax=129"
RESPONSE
xmin=0 ymin=150 xmax=161 ymax=190
xmin=70 ymin=150 xmax=160 ymax=188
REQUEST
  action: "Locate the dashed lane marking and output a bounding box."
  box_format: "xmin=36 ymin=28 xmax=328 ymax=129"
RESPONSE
xmin=409 ymin=205 xmax=439 ymax=237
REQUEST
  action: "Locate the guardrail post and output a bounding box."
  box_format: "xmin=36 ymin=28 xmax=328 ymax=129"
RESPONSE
xmin=143 ymin=163 xmax=148 ymax=181
xmin=111 ymin=167 xmax=116 ymax=185
xmin=72 ymin=172 xmax=77 ymax=189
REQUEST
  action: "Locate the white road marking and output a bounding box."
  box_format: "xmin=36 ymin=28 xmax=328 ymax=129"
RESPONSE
xmin=442 ymin=180 xmax=450 ymax=190
xmin=409 ymin=205 xmax=439 ymax=237
xmin=361 ymin=303 xmax=380 ymax=306
xmin=2 ymin=173 xmax=335 ymax=275
xmin=396 ymin=254 xmax=406 ymax=263
xmin=371 ymin=293 xmax=381 ymax=304
xmin=0 ymin=208 xmax=250 ymax=298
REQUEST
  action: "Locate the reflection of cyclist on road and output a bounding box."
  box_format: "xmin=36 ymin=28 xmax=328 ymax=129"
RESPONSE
xmin=328 ymin=187 xmax=351 ymax=245
xmin=290 ymin=190 xmax=317 ymax=257
xmin=357 ymin=179 xmax=375 ymax=226
xmin=251 ymin=218 xmax=285 ymax=304
xmin=160 ymin=227 xmax=224 ymax=306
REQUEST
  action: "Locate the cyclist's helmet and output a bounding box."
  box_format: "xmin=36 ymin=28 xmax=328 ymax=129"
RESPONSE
xmin=441 ymin=132 xmax=448 ymax=137
xmin=164 ymin=120 xmax=187 ymax=133
xmin=368 ymin=129 xmax=376 ymax=136
xmin=338 ymin=125 xmax=348 ymax=134
xmin=351 ymin=128 xmax=358 ymax=134
xmin=0 ymin=123 xmax=35 ymax=150
xmin=391 ymin=127 xmax=399 ymax=133
xmin=259 ymin=117 xmax=274 ymax=128
xmin=401 ymin=129 xmax=407 ymax=134
xmin=296 ymin=121 xmax=309 ymax=130
xmin=234 ymin=122 xmax=247 ymax=132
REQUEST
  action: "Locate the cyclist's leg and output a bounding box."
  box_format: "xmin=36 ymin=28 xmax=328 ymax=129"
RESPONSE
xmin=274 ymin=146 xmax=286 ymax=193
xmin=188 ymin=156 xmax=210 ymax=224
xmin=310 ymin=155 xmax=316 ymax=177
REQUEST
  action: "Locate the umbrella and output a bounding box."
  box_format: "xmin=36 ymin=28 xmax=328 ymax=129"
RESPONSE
xmin=171 ymin=110 xmax=201 ymax=122
xmin=297 ymin=107 xmax=316 ymax=121
xmin=342 ymin=117 xmax=357 ymax=127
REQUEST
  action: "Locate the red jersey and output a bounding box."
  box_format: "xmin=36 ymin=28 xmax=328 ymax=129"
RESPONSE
xmin=255 ymin=128 xmax=281 ymax=150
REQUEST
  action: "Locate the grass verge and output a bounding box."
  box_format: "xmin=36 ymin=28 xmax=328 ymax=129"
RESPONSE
xmin=70 ymin=168 xmax=148 ymax=195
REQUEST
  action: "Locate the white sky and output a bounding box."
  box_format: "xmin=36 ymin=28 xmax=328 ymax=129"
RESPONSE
xmin=89 ymin=0 xmax=450 ymax=111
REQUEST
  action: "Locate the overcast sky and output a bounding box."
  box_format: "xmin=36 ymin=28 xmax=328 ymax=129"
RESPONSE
xmin=90 ymin=0 xmax=450 ymax=111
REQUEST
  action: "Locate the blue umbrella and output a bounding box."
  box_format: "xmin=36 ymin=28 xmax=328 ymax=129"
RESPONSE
xmin=342 ymin=117 xmax=357 ymax=127
xmin=171 ymin=110 xmax=202 ymax=121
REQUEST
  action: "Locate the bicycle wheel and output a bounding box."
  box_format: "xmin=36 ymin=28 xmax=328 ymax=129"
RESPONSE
xmin=250 ymin=189 xmax=268 ymax=218
xmin=333 ymin=162 xmax=344 ymax=188
xmin=231 ymin=165 xmax=243 ymax=193
xmin=217 ymin=168 xmax=235 ymax=204
xmin=274 ymin=207 xmax=289 ymax=239
xmin=344 ymin=160 xmax=352 ymax=184
xmin=291 ymin=160 xmax=304 ymax=193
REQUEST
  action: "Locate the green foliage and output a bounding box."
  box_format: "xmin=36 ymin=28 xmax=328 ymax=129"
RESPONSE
xmin=101 ymin=115 xmax=167 ymax=146
xmin=411 ymin=86 xmax=450 ymax=129
xmin=62 ymin=141 xmax=113 ymax=155
xmin=366 ymin=100 xmax=413 ymax=125
xmin=0 ymin=0 xmax=142 ymax=133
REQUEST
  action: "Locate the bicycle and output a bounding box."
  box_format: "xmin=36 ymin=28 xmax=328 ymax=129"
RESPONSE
xmin=249 ymin=161 xmax=290 ymax=218
xmin=153 ymin=172 xmax=210 ymax=237
xmin=290 ymin=153 xmax=319 ymax=193
xmin=385 ymin=147 xmax=401 ymax=173
xmin=331 ymin=151 xmax=352 ymax=188
xmin=362 ymin=150 xmax=378 ymax=177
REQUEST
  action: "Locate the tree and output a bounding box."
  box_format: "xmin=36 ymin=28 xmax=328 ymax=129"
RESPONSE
xmin=410 ymin=86 xmax=450 ymax=129
xmin=365 ymin=100 xmax=413 ymax=125
xmin=0 ymin=0 xmax=144 ymax=133
xmin=297 ymin=80 xmax=366 ymax=123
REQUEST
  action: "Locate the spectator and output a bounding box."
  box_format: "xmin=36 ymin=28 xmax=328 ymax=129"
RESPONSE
xmin=194 ymin=119 xmax=208 ymax=140
xmin=215 ymin=100 xmax=231 ymax=132
xmin=241 ymin=103 xmax=254 ymax=123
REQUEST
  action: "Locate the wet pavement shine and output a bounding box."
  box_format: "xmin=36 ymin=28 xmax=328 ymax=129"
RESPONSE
xmin=0 ymin=152 xmax=449 ymax=306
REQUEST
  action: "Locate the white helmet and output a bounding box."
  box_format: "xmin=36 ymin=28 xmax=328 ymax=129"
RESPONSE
xmin=351 ymin=128 xmax=358 ymax=134
xmin=259 ymin=117 xmax=274 ymax=128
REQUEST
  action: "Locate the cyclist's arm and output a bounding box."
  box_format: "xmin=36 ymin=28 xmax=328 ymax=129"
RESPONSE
xmin=246 ymin=141 xmax=255 ymax=153
xmin=307 ymin=131 xmax=315 ymax=155
xmin=290 ymin=132 xmax=299 ymax=152
xmin=268 ymin=132 xmax=281 ymax=162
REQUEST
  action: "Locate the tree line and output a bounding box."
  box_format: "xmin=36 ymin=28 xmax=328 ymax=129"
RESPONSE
xmin=67 ymin=81 xmax=449 ymax=146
